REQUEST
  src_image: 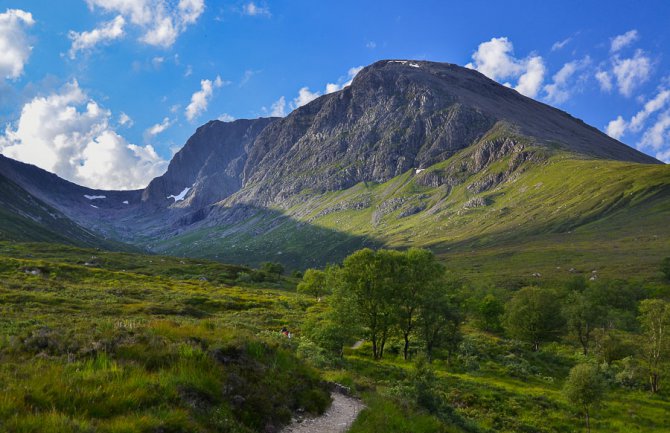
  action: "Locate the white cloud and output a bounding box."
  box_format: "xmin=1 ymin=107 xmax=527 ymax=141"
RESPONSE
xmin=551 ymin=37 xmax=572 ymax=51
xmin=184 ymin=64 xmax=192 ymax=77
xmin=515 ymin=56 xmax=546 ymax=99
xmin=595 ymin=70 xmax=613 ymax=92
xmin=118 ymin=112 xmax=133 ymax=127
xmin=84 ymin=0 xmax=204 ymax=48
xmin=242 ymin=2 xmax=271 ymax=17
xmin=610 ymin=29 xmax=638 ymax=53
xmin=68 ymin=15 xmax=125 ymax=59
xmin=602 ymin=88 xmax=670 ymax=142
xmin=612 ymin=49 xmax=652 ymax=97
xmin=629 ymin=88 xmax=670 ymax=132
xmin=325 ymin=65 xmax=364 ymax=93
xmin=0 ymin=9 xmax=35 ymax=79
xmin=366 ymin=41 xmax=377 ymax=49
xmin=218 ymin=113 xmax=235 ymax=122
xmin=269 ymin=96 xmax=286 ymax=117
xmin=292 ymin=87 xmax=320 ymax=108
xmin=605 ymin=116 xmax=627 ymax=140
xmin=639 ymin=110 xmax=670 ymax=151
xmin=267 ymin=66 xmax=364 ymax=117
xmin=151 ymin=56 xmax=165 ymax=68
xmin=465 ymin=37 xmax=546 ymax=98
xmin=146 ymin=116 xmax=171 ymax=136
xmin=184 ymin=75 xmax=225 ymax=121
xmin=543 ymin=57 xmax=590 ymax=104
xmin=0 ymin=81 xmax=167 ymax=189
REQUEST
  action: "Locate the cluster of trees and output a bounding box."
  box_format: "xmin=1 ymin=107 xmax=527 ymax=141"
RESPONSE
xmin=472 ymin=279 xmax=670 ymax=394
xmin=299 ymin=248 xmax=461 ymax=361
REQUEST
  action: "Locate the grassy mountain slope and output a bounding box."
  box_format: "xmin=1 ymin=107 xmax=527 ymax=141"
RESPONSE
xmin=154 ymin=140 xmax=670 ymax=281
xmin=0 ymin=174 xmax=133 ymax=251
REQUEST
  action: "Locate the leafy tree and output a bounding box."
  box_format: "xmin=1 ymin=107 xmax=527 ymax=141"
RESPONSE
xmin=297 ymin=268 xmax=330 ymax=300
xmin=397 ymin=248 xmax=444 ymax=360
xmin=563 ymin=363 xmax=606 ymax=433
xmin=504 ymin=287 xmax=564 ymax=351
xmin=260 ymin=262 xmax=284 ymax=277
xmin=563 ymin=290 xmax=605 ymax=355
xmin=339 ymin=248 xmax=405 ymax=359
xmin=476 ymin=294 xmax=504 ymax=332
xmin=417 ymin=280 xmax=462 ymax=362
xmin=661 ymin=257 xmax=670 ymax=281
xmin=638 ymin=299 xmax=670 ymax=393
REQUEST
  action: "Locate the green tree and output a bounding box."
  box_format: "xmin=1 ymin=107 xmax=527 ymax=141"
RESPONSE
xmin=417 ymin=280 xmax=462 ymax=362
xmin=476 ymin=294 xmax=504 ymax=332
xmin=661 ymin=257 xmax=670 ymax=281
xmin=563 ymin=290 xmax=605 ymax=355
xmin=397 ymin=248 xmax=445 ymax=360
xmin=504 ymin=287 xmax=564 ymax=351
xmin=297 ymin=268 xmax=330 ymax=300
xmin=260 ymin=262 xmax=284 ymax=277
xmin=638 ymin=299 xmax=670 ymax=393
xmin=563 ymin=363 xmax=606 ymax=433
xmin=339 ymin=248 xmax=405 ymax=359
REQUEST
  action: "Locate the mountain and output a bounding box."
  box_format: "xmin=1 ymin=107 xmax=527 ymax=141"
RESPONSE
xmin=0 ymin=168 xmax=131 ymax=250
xmin=1 ymin=59 xmax=668 ymax=277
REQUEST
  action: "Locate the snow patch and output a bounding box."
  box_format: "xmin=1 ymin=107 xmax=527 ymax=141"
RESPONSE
xmin=122 ymin=200 xmax=129 ymax=205
xmin=167 ymin=187 xmax=191 ymax=202
xmin=415 ymin=168 xmax=425 ymax=174
xmin=84 ymin=195 xmax=106 ymax=200
xmin=409 ymin=63 xmax=420 ymax=68
xmin=90 ymin=204 xmax=98 ymax=209
xmin=389 ymin=60 xmax=420 ymax=68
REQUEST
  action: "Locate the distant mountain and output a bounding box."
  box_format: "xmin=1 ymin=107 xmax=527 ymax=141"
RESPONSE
xmin=1 ymin=60 xmax=668 ymax=275
xmin=0 ymin=168 xmax=130 ymax=249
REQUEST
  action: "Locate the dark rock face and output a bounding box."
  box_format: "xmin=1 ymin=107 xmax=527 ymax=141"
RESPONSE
xmin=142 ymin=117 xmax=277 ymax=208
xmin=0 ymin=60 xmax=661 ymax=254
xmin=234 ymin=60 xmax=657 ymax=206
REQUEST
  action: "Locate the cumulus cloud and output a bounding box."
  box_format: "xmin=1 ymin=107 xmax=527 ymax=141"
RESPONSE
xmin=242 ymin=2 xmax=271 ymax=17
xmin=629 ymin=88 xmax=670 ymax=132
xmin=543 ymin=57 xmax=590 ymax=104
xmin=639 ymin=110 xmax=670 ymax=153
xmin=292 ymin=87 xmax=320 ymax=108
xmin=595 ymin=70 xmax=613 ymax=92
xmin=605 ymin=88 xmax=670 ymax=142
xmin=0 ymin=9 xmax=35 ymax=79
xmin=83 ymin=0 xmax=204 ymax=48
xmin=146 ymin=117 xmax=171 ymax=136
xmin=612 ymin=50 xmax=652 ymax=97
xmin=269 ymin=96 xmax=286 ymax=117
xmin=218 ymin=113 xmax=235 ymax=122
xmin=610 ymin=29 xmax=638 ymax=53
xmin=68 ymin=15 xmax=125 ymax=59
xmin=605 ymin=116 xmax=627 ymax=140
xmin=465 ymin=37 xmax=546 ymax=98
xmin=267 ymin=66 xmax=364 ymax=117
xmin=0 ymin=81 xmax=167 ymax=189
xmin=325 ymin=66 xmax=364 ymax=94
xmin=118 ymin=112 xmax=133 ymax=127
xmin=185 ymin=76 xmax=226 ymax=121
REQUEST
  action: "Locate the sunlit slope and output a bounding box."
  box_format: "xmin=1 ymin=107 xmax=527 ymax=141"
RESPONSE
xmin=155 ymin=147 xmax=670 ymax=280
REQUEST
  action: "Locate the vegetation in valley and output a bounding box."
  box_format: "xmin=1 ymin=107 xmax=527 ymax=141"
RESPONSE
xmin=0 ymin=241 xmax=669 ymax=432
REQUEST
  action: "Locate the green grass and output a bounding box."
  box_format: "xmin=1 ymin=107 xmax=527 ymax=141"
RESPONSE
xmin=0 ymin=242 xmax=668 ymax=432
xmin=152 ymin=148 xmax=670 ymax=285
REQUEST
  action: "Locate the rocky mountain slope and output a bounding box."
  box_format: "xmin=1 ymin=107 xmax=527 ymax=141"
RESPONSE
xmin=1 ymin=59 xmax=667 ymax=274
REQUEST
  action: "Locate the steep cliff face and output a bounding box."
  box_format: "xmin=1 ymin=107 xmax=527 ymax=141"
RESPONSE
xmin=234 ymin=60 xmax=657 ymax=206
xmin=141 ymin=118 xmax=277 ymax=209
xmin=0 ymin=60 xmax=664 ymax=267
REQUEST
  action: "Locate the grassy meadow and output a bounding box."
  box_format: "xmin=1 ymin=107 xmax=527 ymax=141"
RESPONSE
xmin=0 ymin=241 xmax=669 ymax=432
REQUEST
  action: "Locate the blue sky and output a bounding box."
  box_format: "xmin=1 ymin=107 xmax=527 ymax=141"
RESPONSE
xmin=0 ymin=0 xmax=669 ymax=189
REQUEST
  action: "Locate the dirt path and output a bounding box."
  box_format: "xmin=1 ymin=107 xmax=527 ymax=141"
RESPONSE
xmin=281 ymin=392 xmax=365 ymax=433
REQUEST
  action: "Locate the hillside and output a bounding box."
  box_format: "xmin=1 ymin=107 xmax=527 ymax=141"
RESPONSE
xmin=0 ymin=60 xmax=667 ymax=278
